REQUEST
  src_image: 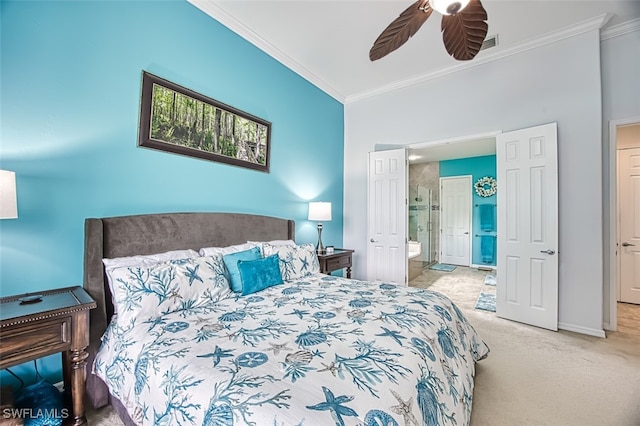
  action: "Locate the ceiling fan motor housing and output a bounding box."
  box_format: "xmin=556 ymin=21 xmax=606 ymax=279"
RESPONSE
xmin=430 ymin=0 xmax=471 ymax=15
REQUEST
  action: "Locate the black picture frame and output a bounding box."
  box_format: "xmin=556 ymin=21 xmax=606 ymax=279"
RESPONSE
xmin=138 ymin=71 xmax=271 ymax=173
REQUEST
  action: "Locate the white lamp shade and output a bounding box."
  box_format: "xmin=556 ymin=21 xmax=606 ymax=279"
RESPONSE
xmin=0 ymin=170 xmax=18 ymax=219
xmin=308 ymin=201 xmax=332 ymax=221
xmin=430 ymin=0 xmax=470 ymax=15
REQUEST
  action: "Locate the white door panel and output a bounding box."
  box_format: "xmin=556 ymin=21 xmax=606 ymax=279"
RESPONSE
xmin=440 ymin=176 xmax=472 ymax=266
xmin=367 ymin=149 xmax=407 ymax=285
xmin=497 ymin=122 xmax=558 ymax=331
xmin=619 ymin=147 xmax=640 ymax=304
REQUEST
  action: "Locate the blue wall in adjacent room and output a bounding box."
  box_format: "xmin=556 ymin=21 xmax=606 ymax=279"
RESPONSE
xmin=440 ymin=155 xmax=497 ymax=267
xmin=0 ymin=0 xmax=344 ymax=385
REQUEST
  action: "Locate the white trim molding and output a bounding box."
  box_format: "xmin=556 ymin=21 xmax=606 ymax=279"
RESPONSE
xmin=182 ymin=0 xmax=624 ymax=104
xmin=601 ymin=17 xmax=640 ymax=41
xmin=188 ymin=2 xmax=634 ymax=105
xmin=558 ymin=322 xmax=606 ymax=339
xmin=187 ymin=0 xmax=344 ymax=102
xmin=347 ymin=14 xmax=613 ymax=103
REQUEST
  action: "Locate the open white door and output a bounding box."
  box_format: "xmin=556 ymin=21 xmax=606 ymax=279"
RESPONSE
xmin=618 ymin=147 xmax=640 ymax=304
xmin=496 ymin=122 xmax=558 ymax=331
xmin=367 ymin=149 xmax=407 ymax=285
xmin=439 ymin=176 xmax=472 ymax=266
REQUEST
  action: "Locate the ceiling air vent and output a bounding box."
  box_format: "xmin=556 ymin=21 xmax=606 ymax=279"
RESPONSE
xmin=481 ymin=34 xmax=498 ymax=51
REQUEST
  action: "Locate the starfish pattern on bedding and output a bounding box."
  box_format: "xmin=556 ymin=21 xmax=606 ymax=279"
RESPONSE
xmin=196 ymin=345 xmax=234 ymax=367
xmin=306 ymin=386 xmax=358 ymax=426
xmin=287 ymin=309 xmax=309 ymax=319
xmin=389 ymin=389 xmax=420 ymax=426
xmin=265 ymin=342 xmax=292 ymax=356
xmin=317 ymin=361 xmax=339 ymax=376
xmin=375 ymin=326 xmax=407 ymax=346
xmin=184 ymin=264 xmax=203 ymax=285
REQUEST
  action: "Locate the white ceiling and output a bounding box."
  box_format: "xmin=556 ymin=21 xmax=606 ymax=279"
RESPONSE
xmin=190 ymin=0 xmax=640 ymax=103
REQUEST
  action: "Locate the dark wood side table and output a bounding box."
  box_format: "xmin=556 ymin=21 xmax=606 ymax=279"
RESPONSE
xmin=0 ymin=286 xmax=96 ymax=426
xmin=317 ymin=249 xmax=354 ymax=278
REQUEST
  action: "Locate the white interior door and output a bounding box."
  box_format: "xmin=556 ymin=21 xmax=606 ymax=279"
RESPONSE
xmin=367 ymin=149 xmax=407 ymax=285
xmin=618 ymin=147 xmax=640 ymax=304
xmin=439 ymin=176 xmax=472 ymax=266
xmin=496 ymin=122 xmax=558 ymax=331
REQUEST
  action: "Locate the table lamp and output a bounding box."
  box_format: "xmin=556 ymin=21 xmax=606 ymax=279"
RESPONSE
xmin=0 ymin=170 xmax=18 ymax=219
xmin=308 ymin=201 xmax=331 ymax=253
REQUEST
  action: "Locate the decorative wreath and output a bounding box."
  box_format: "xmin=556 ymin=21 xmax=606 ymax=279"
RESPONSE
xmin=474 ymin=176 xmax=497 ymax=197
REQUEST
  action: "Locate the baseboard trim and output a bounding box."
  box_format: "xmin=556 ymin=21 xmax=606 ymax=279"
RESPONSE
xmin=603 ymin=321 xmax=615 ymax=332
xmin=558 ymin=322 xmax=606 ymax=338
xmin=471 ymin=263 xmax=497 ymax=271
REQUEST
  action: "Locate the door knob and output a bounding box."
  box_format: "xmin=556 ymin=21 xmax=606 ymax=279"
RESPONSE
xmin=622 ymin=242 xmax=636 ymax=247
xmin=370 ymin=238 xmax=378 ymax=243
xmin=540 ymin=249 xmax=556 ymax=255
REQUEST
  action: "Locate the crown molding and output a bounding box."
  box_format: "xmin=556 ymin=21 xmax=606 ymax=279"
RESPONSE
xmin=601 ymin=17 xmax=640 ymax=41
xmin=188 ymin=2 xmax=633 ymax=106
xmin=187 ymin=0 xmax=345 ymax=102
xmin=346 ymin=13 xmax=613 ymax=103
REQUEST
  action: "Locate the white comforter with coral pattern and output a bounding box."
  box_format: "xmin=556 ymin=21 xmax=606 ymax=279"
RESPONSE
xmin=94 ymin=273 xmax=489 ymax=426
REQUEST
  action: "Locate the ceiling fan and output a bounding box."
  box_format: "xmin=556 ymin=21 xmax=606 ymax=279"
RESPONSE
xmin=370 ymin=0 xmax=488 ymax=62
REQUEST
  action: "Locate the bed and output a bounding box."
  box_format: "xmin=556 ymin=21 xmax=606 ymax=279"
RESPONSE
xmin=84 ymin=212 xmax=489 ymax=426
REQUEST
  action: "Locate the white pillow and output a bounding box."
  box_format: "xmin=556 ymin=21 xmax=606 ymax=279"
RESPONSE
xmin=103 ymin=249 xmax=200 ymax=271
xmin=199 ymin=242 xmax=259 ymax=257
xmin=247 ymin=239 xmax=296 ymax=247
xmin=247 ymin=239 xmax=296 ymax=255
xmin=262 ymin=243 xmax=320 ymax=282
xmin=107 ymin=255 xmax=231 ymax=324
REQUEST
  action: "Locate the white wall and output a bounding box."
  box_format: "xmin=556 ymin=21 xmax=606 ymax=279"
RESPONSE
xmin=601 ymin=27 xmax=640 ymax=329
xmin=344 ymin=30 xmax=605 ymax=335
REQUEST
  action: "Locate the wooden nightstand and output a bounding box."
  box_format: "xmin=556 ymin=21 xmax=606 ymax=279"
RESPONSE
xmin=317 ymin=249 xmax=354 ymax=278
xmin=0 ymin=286 xmax=96 ymax=426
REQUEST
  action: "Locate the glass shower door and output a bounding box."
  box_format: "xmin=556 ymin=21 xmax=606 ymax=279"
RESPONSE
xmin=416 ymin=186 xmax=432 ymax=265
xmin=409 ymin=185 xmax=432 ymax=265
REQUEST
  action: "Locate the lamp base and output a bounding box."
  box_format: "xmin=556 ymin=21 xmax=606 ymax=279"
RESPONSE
xmin=316 ymin=223 xmax=325 ymax=253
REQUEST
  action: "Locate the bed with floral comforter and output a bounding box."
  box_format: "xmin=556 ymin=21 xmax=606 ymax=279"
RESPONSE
xmin=93 ymin=249 xmax=489 ymax=426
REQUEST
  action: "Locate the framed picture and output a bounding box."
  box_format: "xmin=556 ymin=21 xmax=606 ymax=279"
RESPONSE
xmin=138 ymin=71 xmax=271 ymax=172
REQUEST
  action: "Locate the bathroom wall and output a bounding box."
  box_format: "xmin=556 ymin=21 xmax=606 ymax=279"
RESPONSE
xmin=440 ymin=155 xmax=497 ymax=266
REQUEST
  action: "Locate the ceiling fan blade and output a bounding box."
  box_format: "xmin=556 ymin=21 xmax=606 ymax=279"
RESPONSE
xmin=441 ymin=0 xmax=488 ymax=61
xmin=369 ymin=0 xmax=433 ymax=61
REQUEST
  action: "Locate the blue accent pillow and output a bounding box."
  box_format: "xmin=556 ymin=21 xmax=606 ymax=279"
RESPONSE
xmin=222 ymin=246 xmax=262 ymax=292
xmin=237 ymin=254 xmax=284 ymax=296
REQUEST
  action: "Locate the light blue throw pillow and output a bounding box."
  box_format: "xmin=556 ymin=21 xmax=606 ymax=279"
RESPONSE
xmin=237 ymin=254 xmax=284 ymax=296
xmin=222 ymin=246 xmax=261 ymax=292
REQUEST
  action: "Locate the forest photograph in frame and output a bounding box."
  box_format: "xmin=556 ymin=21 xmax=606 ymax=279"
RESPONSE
xmin=138 ymin=71 xmax=271 ymax=172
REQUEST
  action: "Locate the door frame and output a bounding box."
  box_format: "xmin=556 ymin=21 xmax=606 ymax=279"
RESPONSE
xmin=607 ymin=116 xmax=640 ymax=331
xmin=408 ymin=131 xmax=502 ymax=151
xmin=408 ymin=130 xmax=501 ymax=265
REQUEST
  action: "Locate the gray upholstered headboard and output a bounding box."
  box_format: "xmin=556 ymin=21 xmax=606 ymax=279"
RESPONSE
xmin=83 ymin=212 xmax=295 ymax=408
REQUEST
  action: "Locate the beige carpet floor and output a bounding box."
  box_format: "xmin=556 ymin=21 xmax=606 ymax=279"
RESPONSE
xmin=86 ymin=267 xmax=640 ymax=425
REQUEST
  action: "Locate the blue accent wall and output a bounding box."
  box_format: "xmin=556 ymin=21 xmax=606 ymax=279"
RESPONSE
xmin=0 ymin=0 xmax=344 ymax=385
xmin=440 ymin=155 xmax=496 ymax=266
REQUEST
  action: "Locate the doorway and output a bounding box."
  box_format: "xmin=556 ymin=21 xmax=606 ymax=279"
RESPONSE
xmin=403 ymin=124 xmax=559 ymax=332
xmin=609 ymin=119 xmax=640 ymax=334
xmin=407 ymin=132 xmax=497 ymax=294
